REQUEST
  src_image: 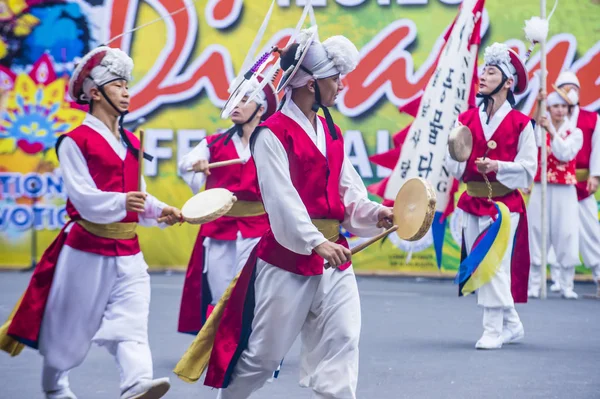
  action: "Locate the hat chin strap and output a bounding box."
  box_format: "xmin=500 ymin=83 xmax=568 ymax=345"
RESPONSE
xmin=96 ymin=82 xmax=153 ymax=162
xmin=208 ymin=103 xmax=262 ymax=148
xmin=476 ymin=68 xmax=515 ymax=124
xmin=300 ymin=65 xmax=339 ymax=140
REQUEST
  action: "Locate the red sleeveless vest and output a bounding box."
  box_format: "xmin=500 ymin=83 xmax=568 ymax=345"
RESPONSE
xmin=456 ymin=108 xmax=530 ymax=216
xmin=199 ymin=134 xmax=269 ymax=240
xmin=255 ymin=112 xmax=348 ymax=276
xmin=63 ymin=125 xmax=141 ymax=256
xmin=574 ymin=109 xmax=599 ymax=200
xmin=575 ymin=109 xmax=598 ymax=169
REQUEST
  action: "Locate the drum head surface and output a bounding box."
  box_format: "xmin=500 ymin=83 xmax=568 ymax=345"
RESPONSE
xmin=393 ymin=178 xmax=437 ymax=241
xmin=182 ymin=188 xmax=235 ymax=224
xmin=448 ymin=125 xmax=473 ymax=162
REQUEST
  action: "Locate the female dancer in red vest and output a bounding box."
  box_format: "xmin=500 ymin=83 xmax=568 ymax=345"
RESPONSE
xmin=527 ymin=92 xmax=583 ymax=299
xmin=446 ymin=42 xmax=537 ymax=350
xmin=4 ymin=46 xmax=181 ymax=399
xmin=177 ymin=76 xmax=277 ymax=334
xmin=202 ymin=26 xmax=394 ymax=398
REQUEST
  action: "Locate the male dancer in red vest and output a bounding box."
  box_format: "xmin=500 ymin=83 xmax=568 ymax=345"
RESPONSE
xmin=177 ymin=75 xmax=277 ymax=334
xmin=3 ymin=46 xmax=180 ymax=399
xmin=202 ymin=26 xmax=394 ymax=398
xmin=446 ymin=42 xmax=537 ymax=349
xmin=527 ymin=92 xmax=583 ymax=299
xmin=555 ymin=71 xmax=600 ymax=296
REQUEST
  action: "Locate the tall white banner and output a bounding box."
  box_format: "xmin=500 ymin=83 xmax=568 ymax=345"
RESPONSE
xmin=383 ymin=0 xmax=484 ymax=213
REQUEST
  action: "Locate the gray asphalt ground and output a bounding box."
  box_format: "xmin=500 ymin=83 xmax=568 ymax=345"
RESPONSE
xmin=1 ymin=271 xmax=599 ymax=399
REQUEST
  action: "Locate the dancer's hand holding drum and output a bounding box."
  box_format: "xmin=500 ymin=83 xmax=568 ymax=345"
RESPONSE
xmin=377 ymin=207 xmax=394 ymax=229
xmin=157 ymin=188 xmax=237 ymax=225
xmin=372 ymin=177 xmax=437 ymax=244
xmin=392 ymin=177 xmax=436 ymax=242
xmin=321 ymin=177 xmax=436 ymax=270
xmin=159 ymin=206 xmax=183 ymax=226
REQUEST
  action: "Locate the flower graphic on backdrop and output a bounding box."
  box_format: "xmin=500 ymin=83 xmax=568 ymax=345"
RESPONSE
xmin=0 ymin=54 xmax=85 ymax=164
xmin=0 ymin=0 xmax=43 ymax=61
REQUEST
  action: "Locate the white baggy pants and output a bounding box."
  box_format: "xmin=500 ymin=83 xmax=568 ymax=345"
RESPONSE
xmin=579 ymin=195 xmax=600 ymax=273
xmin=527 ymin=184 xmax=580 ymax=294
xmin=462 ymin=212 xmax=520 ymax=308
xmin=217 ymin=260 xmax=361 ymax=399
xmin=39 ymin=245 xmax=154 ymax=394
xmin=204 ymin=233 xmax=260 ymax=305
xmin=462 ymin=211 xmax=523 ymax=339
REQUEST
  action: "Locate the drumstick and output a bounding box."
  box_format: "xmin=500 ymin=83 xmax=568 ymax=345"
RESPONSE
xmin=481 ymin=140 xmax=497 ymax=160
xmin=186 ymin=158 xmax=244 ymax=172
xmin=324 ymin=225 xmax=398 ymax=270
xmin=138 ymin=129 xmax=145 ymax=191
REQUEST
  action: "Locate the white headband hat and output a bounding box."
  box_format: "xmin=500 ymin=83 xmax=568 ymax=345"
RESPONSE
xmin=555 ymin=72 xmax=580 ymax=105
xmin=556 ymin=71 xmax=580 ymax=89
xmin=483 ymin=43 xmax=518 ymax=86
xmin=277 ymin=26 xmax=360 ymax=92
xmin=547 ymin=91 xmax=567 ymax=107
xmin=285 ymin=27 xmax=360 ymax=89
xmin=68 ymin=46 xmax=133 ymax=104
xmin=482 ymin=42 xmax=528 ymax=94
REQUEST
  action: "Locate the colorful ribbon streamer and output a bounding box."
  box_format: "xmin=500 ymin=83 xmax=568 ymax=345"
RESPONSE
xmin=455 ymin=202 xmax=511 ymax=296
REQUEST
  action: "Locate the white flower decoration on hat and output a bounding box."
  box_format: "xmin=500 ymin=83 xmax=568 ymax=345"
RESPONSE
xmin=322 ymin=35 xmax=360 ymax=75
xmin=101 ymin=48 xmax=134 ymax=82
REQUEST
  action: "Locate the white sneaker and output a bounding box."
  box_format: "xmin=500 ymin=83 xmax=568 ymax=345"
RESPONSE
xmin=561 ymin=289 xmax=579 ymax=299
xmin=528 ymin=289 xmax=540 ymax=299
xmin=121 ymin=378 xmax=171 ymax=399
xmin=550 ymin=283 xmax=561 ymax=292
xmin=502 ymin=322 xmax=524 ymax=344
xmin=475 ymin=334 xmax=503 ymax=350
xmin=46 ymin=388 xmax=77 ymax=399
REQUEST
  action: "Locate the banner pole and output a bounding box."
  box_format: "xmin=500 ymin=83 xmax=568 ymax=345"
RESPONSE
xmin=539 ymin=0 xmax=548 ymax=299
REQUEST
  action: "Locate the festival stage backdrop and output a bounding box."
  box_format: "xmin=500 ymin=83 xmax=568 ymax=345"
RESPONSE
xmin=0 ymin=0 xmax=599 ymax=275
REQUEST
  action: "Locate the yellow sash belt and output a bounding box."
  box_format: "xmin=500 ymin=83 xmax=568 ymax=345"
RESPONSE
xmin=311 ymin=219 xmax=341 ymax=242
xmin=77 ymin=220 xmax=137 ymax=240
xmin=576 ymin=169 xmax=589 ymax=183
xmin=223 ymin=201 xmax=341 ymax=244
xmin=466 ymin=181 xmax=513 ymax=198
xmin=225 ymin=201 xmax=266 ymax=217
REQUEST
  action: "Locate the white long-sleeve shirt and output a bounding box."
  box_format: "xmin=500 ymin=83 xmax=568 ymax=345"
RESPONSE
xmin=567 ymin=105 xmax=600 ymax=176
xmin=252 ymin=98 xmax=385 ymax=256
xmin=58 ymin=114 xmax=167 ymax=227
xmin=178 ymin=133 xmax=251 ymax=194
xmin=534 ymin=118 xmax=583 ymax=163
xmin=445 ymin=101 xmax=538 ymax=190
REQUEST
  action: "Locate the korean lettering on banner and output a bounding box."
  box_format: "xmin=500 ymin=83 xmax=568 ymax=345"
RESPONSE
xmin=383 ymin=0 xmax=480 ymax=213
